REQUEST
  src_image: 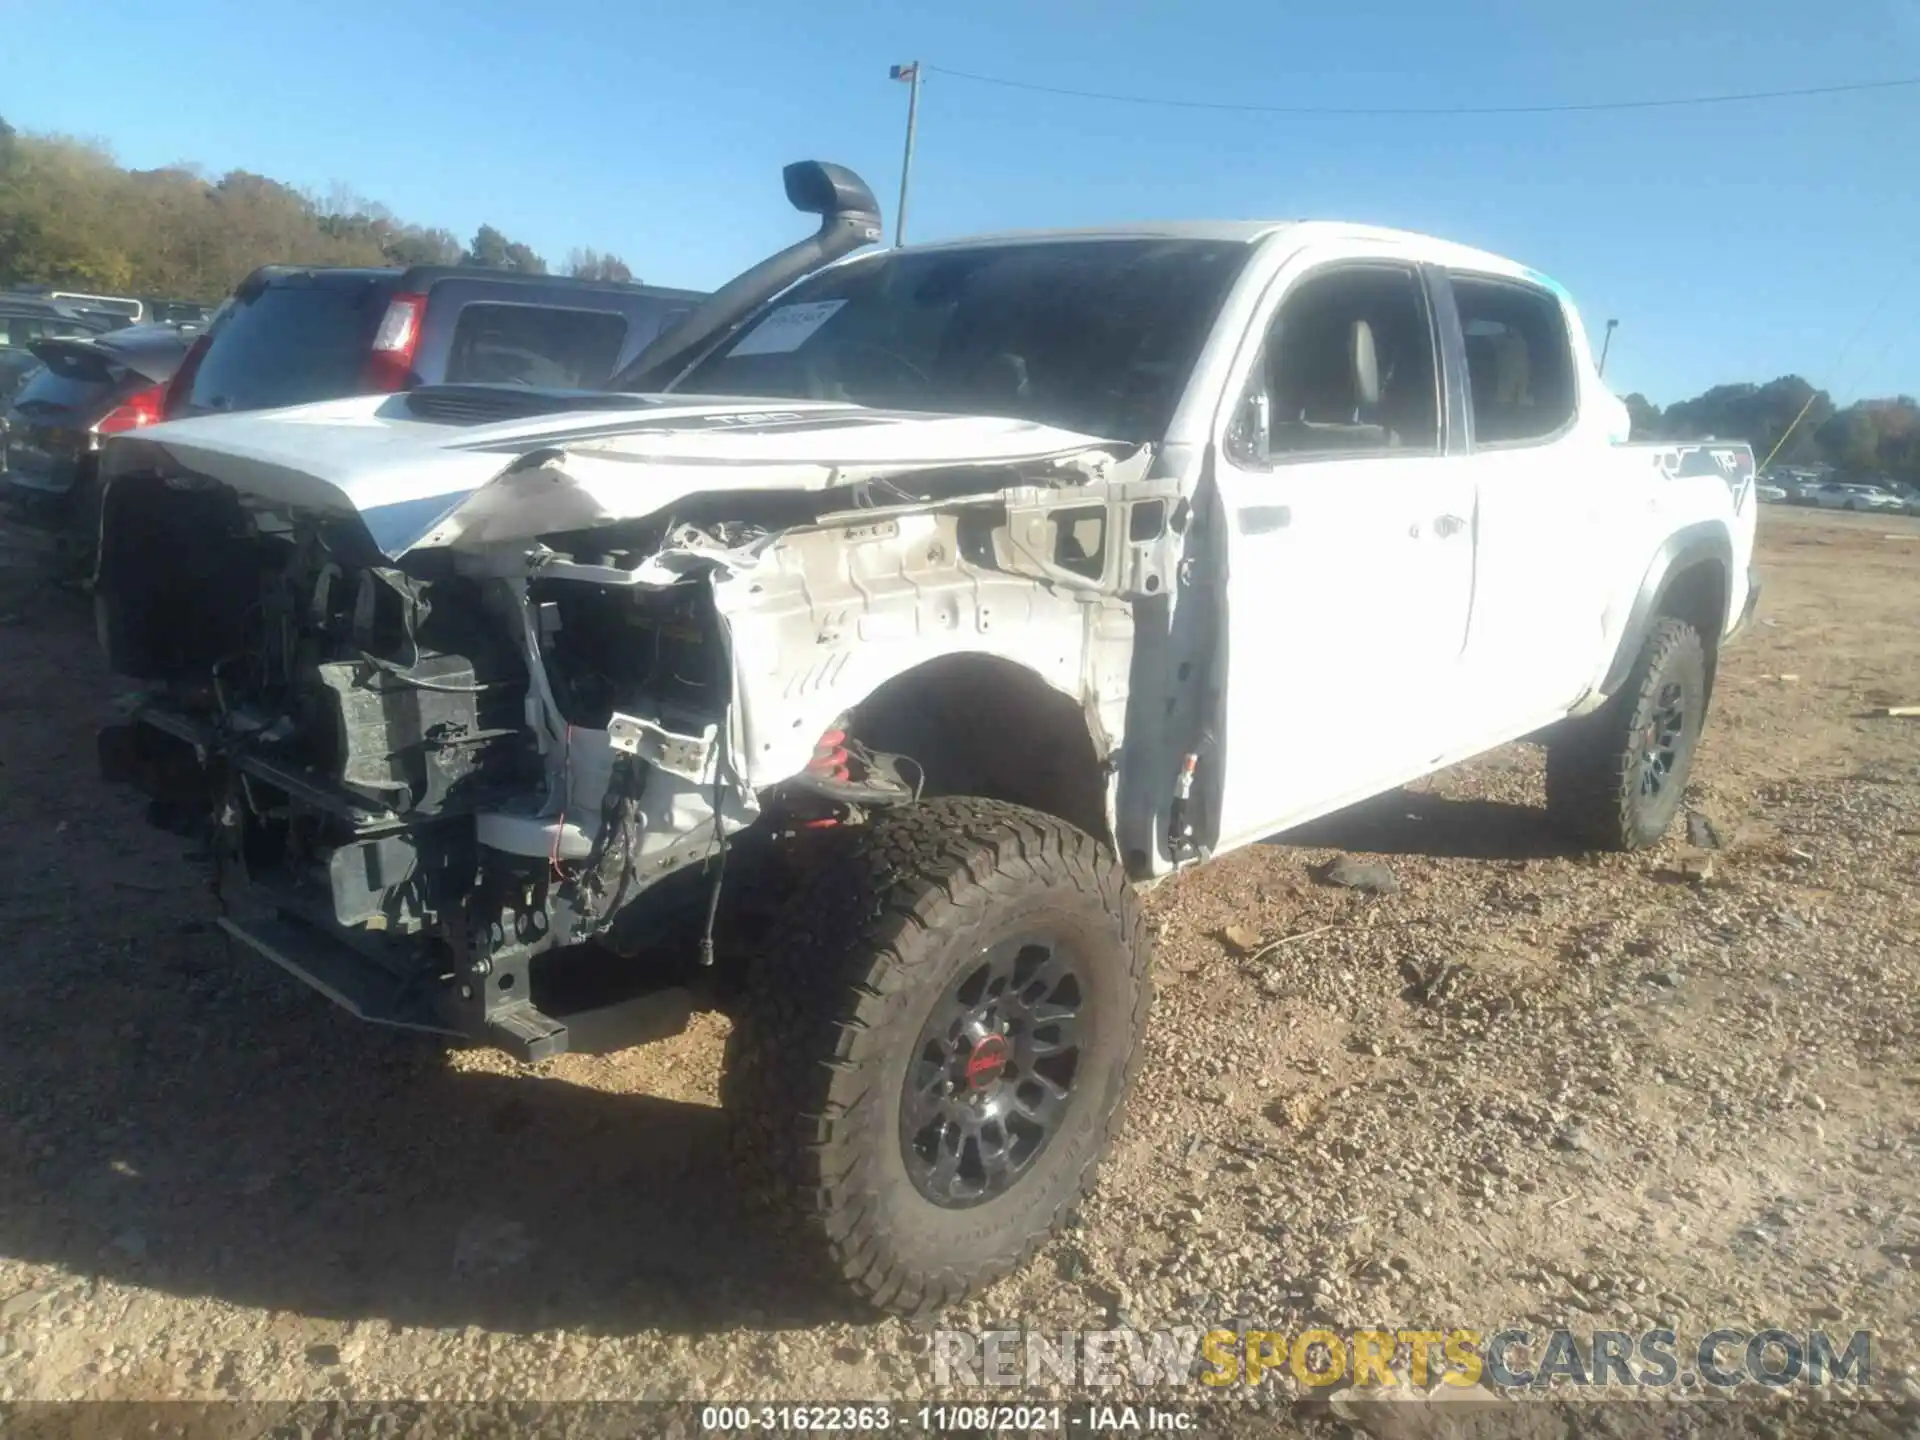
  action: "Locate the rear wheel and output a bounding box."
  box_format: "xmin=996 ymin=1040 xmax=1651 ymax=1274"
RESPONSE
xmin=721 ymin=797 xmax=1150 ymax=1316
xmin=1546 ymin=617 xmax=1708 ymax=851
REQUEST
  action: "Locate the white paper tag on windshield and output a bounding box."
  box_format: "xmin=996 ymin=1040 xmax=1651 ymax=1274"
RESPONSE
xmin=729 ymin=299 xmax=847 ymax=357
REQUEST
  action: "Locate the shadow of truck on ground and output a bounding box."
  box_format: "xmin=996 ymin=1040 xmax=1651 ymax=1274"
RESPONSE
xmin=1272 ymin=780 xmax=1579 ymax=863
xmin=0 ymin=566 xmax=851 ymax=1338
xmin=0 ymin=940 xmax=855 ymax=1335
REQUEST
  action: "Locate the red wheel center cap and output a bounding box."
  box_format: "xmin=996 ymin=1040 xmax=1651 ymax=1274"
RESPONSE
xmin=964 ymin=1034 xmax=1009 ymax=1090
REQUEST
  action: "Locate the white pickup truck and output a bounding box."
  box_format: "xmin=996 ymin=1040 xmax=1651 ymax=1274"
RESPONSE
xmin=93 ymin=162 xmax=1757 ymax=1317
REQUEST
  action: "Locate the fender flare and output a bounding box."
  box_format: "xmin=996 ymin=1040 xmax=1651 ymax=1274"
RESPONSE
xmin=1598 ymin=521 xmax=1732 ymax=697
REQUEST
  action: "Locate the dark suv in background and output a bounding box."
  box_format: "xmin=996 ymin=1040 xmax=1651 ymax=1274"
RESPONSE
xmin=4 ymin=266 xmax=704 ymax=568
xmin=166 ymin=265 xmax=706 ymax=418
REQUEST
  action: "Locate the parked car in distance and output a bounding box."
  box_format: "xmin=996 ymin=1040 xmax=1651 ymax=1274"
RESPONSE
xmin=1 ymin=294 xmax=118 ymax=338
xmin=141 ymin=297 xmax=212 ymax=328
xmin=1755 ymin=479 xmax=1789 ymax=503
xmin=1810 ymin=481 xmax=1907 ymax=513
xmin=1767 ymin=469 xmax=1826 ymax=504
xmin=9 ymin=287 xmax=147 ymax=323
xmin=1 ymin=323 xmax=195 ymax=570
xmin=165 ymin=265 xmax=707 ymax=420
xmin=2 ymin=294 xmax=129 ymax=412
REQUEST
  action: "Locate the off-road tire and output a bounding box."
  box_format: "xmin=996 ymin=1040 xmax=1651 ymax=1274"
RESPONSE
xmin=721 ymin=797 xmax=1151 ymax=1317
xmin=1545 ymin=616 xmax=1708 ymax=851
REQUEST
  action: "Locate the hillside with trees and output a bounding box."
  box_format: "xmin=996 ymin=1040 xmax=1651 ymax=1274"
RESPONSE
xmin=0 ymin=117 xmax=635 ymax=299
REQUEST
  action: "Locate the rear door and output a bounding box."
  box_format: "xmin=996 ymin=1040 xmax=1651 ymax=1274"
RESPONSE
xmin=1442 ymin=269 xmax=1607 ymax=723
xmin=1209 ymin=249 xmax=1478 ymax=851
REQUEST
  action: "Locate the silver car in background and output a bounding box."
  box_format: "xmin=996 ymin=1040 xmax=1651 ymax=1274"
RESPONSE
xmin=1811 ymin=481 xmax=1907 ymax=513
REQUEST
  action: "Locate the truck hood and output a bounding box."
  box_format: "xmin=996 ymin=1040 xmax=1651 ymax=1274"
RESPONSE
xmin=103 ymin=387 xmax=1137 ymax=558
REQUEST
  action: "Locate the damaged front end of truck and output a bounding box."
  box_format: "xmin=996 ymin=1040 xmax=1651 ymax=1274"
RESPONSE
xmin=92 ymin=392 xmax=1182 ymax=1059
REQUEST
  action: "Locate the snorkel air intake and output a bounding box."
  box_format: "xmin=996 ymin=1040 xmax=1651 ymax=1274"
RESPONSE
xmin=610 ymin=161 xmax=882 ymax=392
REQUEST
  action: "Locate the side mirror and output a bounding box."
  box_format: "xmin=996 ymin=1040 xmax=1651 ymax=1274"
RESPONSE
xmin=1227 ymin=383 xmax=1271 ymax=467
xmin=784 ymin=161 xmax=880 ymax=222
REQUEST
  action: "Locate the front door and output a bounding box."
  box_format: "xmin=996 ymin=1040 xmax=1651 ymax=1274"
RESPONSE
xmin=1209 ymin=257 xmax=1477 ymax=852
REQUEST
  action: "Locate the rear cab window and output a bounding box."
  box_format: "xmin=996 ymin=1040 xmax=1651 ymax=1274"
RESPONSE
xmin=183 ymin=274 xmax=397 ymax=414
xmin=443 ymin=303 xmax=629 ymax=389
xmin=1448 ymin=273 xmax=1577 ymax=445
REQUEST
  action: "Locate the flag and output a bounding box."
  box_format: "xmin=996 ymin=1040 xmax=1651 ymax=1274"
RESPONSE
xmin=890 ymin=63 xmax=919 ymax=81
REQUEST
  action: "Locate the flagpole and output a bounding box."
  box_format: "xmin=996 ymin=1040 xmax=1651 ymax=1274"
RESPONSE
xmin=890 ymin=62 xmax=921 ymax=247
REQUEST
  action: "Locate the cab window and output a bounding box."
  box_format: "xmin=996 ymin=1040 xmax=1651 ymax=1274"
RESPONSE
xmin=1231 ymin=263 xmax=1441 ymax=464
xmin=1449 ymin=274 xmax=1577 ymax=445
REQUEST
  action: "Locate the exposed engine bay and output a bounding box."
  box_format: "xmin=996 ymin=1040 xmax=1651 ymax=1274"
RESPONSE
xmin=95 ymin=478 xmax=764 ymax=1057
xmin=93 ymin=416 xmax=1181 ymax=1059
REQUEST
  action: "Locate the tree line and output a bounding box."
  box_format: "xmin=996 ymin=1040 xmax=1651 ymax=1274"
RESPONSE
xmin=0 ymin=117 xmax=636 ymax=300
xmin=1624 ymin=377 xmax=1919 ymax=485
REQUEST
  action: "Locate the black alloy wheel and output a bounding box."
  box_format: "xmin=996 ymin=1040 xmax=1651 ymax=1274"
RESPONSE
xmin=900 ymin=934 xmax=1084 ymax=1207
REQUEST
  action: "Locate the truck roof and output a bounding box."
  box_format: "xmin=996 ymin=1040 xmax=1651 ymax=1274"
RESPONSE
xmin=896 ymin=220 xmax=1553 ymax=291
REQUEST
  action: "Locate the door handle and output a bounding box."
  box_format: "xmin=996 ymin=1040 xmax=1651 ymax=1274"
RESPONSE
xmin=1432 ymin=513 xmax=1468 ymax=539
xmin=1238 ymin=505 xmax=1292 ymax=535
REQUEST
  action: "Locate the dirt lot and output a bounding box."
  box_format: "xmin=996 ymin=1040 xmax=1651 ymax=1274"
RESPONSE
xmin=0 ymin=505 xmax=1916 ymax=1420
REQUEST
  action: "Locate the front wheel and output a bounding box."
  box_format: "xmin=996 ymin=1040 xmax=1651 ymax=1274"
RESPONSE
xmin=722 ymin=797 xmax=1150 ymax=1317
xmin=1546 ymin=617 xmax=1708 ymax=851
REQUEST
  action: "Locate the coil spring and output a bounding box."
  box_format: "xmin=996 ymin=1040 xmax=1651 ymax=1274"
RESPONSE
xmin=808 ymin=725 xmax=852 ymax=783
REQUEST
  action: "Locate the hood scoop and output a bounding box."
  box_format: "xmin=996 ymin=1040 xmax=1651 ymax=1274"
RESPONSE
xmin=404 ymin=385 xmax=670 ymax=427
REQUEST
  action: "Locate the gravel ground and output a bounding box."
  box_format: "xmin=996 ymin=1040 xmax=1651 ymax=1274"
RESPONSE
xmin=0 ymin=504 xmax=1916 ymax=1428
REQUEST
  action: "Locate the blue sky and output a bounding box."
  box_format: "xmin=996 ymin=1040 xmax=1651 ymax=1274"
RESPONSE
xmin=4 ymin=0 xmax=1917 ymax=405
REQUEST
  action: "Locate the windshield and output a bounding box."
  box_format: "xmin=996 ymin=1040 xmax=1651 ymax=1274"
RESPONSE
xmin=668 ymin=238 xmax=1249 ymax=442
